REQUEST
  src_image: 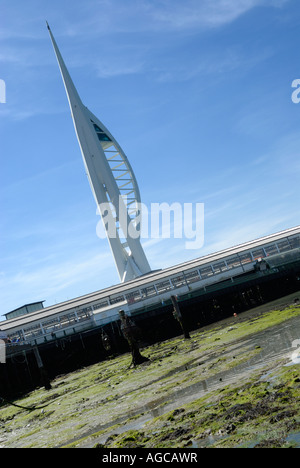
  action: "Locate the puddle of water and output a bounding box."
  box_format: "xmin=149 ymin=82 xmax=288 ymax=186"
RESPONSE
xmin=189 ymin=433 xmax=229 ymax=448
xmin=153 ymin=316 xmax=300 ymax=410
xmin=74 ymin=315 xmax=300 ymax=448
xmin=286 ymin=432 xmax=300 ymax=448
xmin=238 ymin=431 xmax=300 ymax=448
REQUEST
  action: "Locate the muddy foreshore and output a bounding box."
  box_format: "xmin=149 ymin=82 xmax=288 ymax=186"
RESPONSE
xmin=0 ymin=292 xmax=299 ymax=449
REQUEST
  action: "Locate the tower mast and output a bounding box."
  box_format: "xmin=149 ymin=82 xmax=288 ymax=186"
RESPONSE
xmin=47 ymin=23 xmax=151 ymax=282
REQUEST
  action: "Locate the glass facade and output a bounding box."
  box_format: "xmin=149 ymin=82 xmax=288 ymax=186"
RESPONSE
xmin=91 ymin=120 xmax=111 ymax=142
xmin=6 ymin=233 xmax=300 ymax=344
xmin=5 ymin=302 xmax=44 ymax=320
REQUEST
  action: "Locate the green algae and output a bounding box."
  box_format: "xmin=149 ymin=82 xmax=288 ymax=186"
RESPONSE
xmin=0 ymin=295 xmax=299 ymax=448
xmin=105 ymin=363 xmax=300 ymax=449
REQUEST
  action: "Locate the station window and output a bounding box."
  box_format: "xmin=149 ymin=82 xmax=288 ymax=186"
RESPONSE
xmin=277 ymin=240 xmax=291 ymax=253
xmin=141 ymin=285 xmax=157 ymax=298
xmin=238 ymin=252 xmax=253 ymax=264
xmin=288 ymin=236 xmax=300 ymax=249
xmin=77 ymin=308 xmax=92 ymax=321
xmin=155 ymin=280 xmax=172 ymax=293
xmin=212 ymin=262 xmax=227 ymax=274
xmin=199 ymin=266 xmax=214 ymax=278
xmin=251 ymin=248 xmax=265 ymax=260
xmin=110 ymin=295 xmax=125 ymax=305
xmin=23 ymin=324 xmax=43 ymax=339
xmin=93 ymin=301 xmax=109 ymax=311
xmin=8 ymin=331 xmax=24 ymax=343
xmin=59 ymin=313 xmax=77 ymax=327
xmin=184 ymin=270 xmax=201 ymax=283
xmin=126 ymin=291 xmax=142 ymax=304
xmin=264 ymin=244 xmax=279 ymax=256
xmin=42 ymin=317 xmax=60 ymax=332
xmin=226 ymin=256 xmax=241 ymax=269
xmin=171 ymin=275 xmax=186 ymax=288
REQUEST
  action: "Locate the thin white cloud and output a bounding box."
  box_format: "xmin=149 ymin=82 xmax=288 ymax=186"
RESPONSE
xmin=0 ymin=106 xmax=61 ymax=121
xmin=96 ymin=61 xmax=145 ymax=79
xmin=0 ymin=250 xmax=113 ymax=315
xmin=44 ymin=0 xmax=291 ymax=42
xmin=202 ymin=215 xmax=295 ymax=257
xmin=139 ymin=0 xmax=290 ymax=31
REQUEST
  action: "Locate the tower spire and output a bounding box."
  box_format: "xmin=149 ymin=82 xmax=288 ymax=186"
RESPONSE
xmin=47 ymin=25 xmax=151 ymax=282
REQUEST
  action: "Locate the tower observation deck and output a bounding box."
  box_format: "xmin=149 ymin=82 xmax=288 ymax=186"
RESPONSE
xmin=47 ymin=23 xmax=151 ymax=283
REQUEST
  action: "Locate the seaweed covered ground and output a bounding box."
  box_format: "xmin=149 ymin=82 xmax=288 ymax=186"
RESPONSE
xmin=0 ymin=293 xmax=300 ymax=449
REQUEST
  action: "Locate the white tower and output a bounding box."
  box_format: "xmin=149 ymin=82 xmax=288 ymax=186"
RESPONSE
xmin=47 ymin=23 xmax=151 ymax=282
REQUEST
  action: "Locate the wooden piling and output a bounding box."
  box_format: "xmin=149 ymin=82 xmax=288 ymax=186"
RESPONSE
xmin=33 ymin=346 xmax=52 ymax=390
xmin=171 ymin=295 xmax=191 ymax=339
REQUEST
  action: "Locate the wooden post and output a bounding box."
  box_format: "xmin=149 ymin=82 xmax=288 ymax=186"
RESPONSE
xmin=33 ymin=346 xmax=52 ymax=390
xmin=171 ymin=295 xmax=191 ymax=339
xmin=119 ymin=310 xmax=149 ymax=367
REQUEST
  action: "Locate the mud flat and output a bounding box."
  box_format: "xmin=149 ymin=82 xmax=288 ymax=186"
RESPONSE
xmin=0 ymin=292 xmax=299 ymax=448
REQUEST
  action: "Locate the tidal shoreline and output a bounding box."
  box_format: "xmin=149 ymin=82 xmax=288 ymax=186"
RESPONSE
xmin=0 ymin=292 xmax=299 ymax=448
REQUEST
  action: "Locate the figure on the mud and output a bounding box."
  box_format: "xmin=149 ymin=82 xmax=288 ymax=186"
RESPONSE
xmin=119 ymin=310 xmax=149 ymax=367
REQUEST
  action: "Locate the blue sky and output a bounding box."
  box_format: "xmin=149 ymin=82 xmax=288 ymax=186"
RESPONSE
xmin=0 ymin=0 xmax=299 ymax=317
